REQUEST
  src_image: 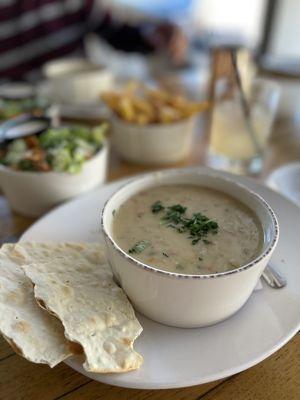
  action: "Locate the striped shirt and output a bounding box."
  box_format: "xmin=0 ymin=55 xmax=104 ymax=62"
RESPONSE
xmin=0 ymin=0 xmax=154 ymax=80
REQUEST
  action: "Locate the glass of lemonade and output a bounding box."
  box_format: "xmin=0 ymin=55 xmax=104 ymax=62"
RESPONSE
xmin=207 ymin=78 xmax=280 ymax=175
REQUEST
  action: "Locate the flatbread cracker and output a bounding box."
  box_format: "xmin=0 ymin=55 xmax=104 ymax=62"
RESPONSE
xmin=11 ymin=242 xmax=101 ymax=265
xmin=21 ymin=243 xmax=143 ymax=373
xmin=0 ymin=244 xmax=71 ymax=367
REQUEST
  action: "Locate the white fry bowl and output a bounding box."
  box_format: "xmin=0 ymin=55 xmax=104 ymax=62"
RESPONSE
xmin=111 ymin=116 xmax=197 ymax=165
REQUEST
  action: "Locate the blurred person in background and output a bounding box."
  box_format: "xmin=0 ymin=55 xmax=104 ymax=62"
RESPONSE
xmin=0 ymin=0 xmax=187 ymax=80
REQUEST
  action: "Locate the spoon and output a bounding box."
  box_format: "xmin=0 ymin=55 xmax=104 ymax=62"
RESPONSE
xmin=0 ymin=114 xmax=50 ymax=143
xmin=261 ymin=264 xmax=287 ymax=288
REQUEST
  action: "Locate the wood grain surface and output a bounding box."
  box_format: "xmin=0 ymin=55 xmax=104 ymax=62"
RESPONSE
xmin=0 ymin=115 xmax=299 ymax=400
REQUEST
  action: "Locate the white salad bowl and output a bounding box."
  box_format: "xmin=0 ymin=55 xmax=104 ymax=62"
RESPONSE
xmin=0 ymin=142 xmax=108 ymax=217
xmin=111 ymin=116 xmax=197 ymax=165
xmin=102 ymin=168 xmax=279 ymax=328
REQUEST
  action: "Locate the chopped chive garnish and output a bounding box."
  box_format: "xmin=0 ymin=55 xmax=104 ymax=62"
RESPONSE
xmin=151 ymin=202 xmax=219 ymax=246
xmin=128 ymin=240 xmax=150 ymax=254
xmin=151 ymin=201 xmax=165 ymax=213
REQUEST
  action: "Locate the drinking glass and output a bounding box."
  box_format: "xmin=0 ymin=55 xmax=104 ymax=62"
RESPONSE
xmin=207 ymin=78 xmax=280 ymax=175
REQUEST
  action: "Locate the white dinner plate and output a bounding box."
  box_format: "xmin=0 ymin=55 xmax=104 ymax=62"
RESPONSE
xmin=267 ymin=162 xmax=300 ymax=207
xmin=21 ymin=167 xmax=300 ymax=390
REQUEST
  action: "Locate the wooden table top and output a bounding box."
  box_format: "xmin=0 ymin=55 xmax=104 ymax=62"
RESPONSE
xmin=0 ymin=115 xmax=299 ymax=400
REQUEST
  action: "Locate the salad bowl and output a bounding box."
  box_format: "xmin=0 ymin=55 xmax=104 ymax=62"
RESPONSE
xmin=0 ymin=144 xmax=108 ymax=217
xmin=0 ymin=123 xmax=108 ymax=216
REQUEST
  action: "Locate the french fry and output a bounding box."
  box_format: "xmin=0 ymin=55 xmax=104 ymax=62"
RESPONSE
xmin=123 ymin=80 xmax=143 ymax=94
xmin=158 ymin=106 xmax=181 ymax=124
xmin=132 ymin=99 xmax=155 ymax=122
xmin=118 ymin=97 xmax=135 ymax=122
xmin=101 ymin=92 xmax=119 ymax=109
xmin=101 ymin=83 xmax=209 ymax=125
xmin=135 ymin=114 xmax=151 ymax=125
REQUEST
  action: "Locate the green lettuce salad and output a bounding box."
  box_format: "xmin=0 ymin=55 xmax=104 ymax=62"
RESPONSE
xmin=0 ymin=97 xmax=48 ymax=120
xmin=0 ymin=124 xmax=108 ymax=174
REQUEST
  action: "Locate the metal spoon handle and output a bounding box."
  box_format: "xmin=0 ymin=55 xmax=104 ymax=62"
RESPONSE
xmin=0 ymin=114 xmax=50 ymax=143
xmin=261 ymin=264 xmax=287 ymax=289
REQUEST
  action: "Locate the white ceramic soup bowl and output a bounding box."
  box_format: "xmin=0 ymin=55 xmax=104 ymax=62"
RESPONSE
xmin=110 ymin=115 xmax=197 ymax=165
xmin=102 ymin=168 xmax=279 ymax=328
xmin=0 ymin=141 xmax=108 ymax=217
xmin=42 ymin=58 xmax=114 ymax=105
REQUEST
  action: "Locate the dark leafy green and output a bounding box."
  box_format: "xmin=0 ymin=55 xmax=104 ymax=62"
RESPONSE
xmin=151 ymin=201 xmax=219 ymax=245
xmin=128 ymin=240 xmax=150 ymax=254
xmin=151 ymin=201 xmax=165 ymax=213
xmin=18 ymin=159 xmax=36 ymax=171
xmin=162 ymin=204 xmax=187 ymax=225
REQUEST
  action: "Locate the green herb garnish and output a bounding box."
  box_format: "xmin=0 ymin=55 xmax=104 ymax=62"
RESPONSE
xmin=151 ymin=201 xmax=165 ymax=213
xmin=162 ymin=204 xmax=186 ymax=225
xmin=128 ymin=240 xmax=150 ymax=254
xmin=18 ymin=159 xmax=36 ymax=171
xmin=168 ymin=204 xmax=186 ymax=214
xmin=151 ymin=202 xmax=219 ymax=245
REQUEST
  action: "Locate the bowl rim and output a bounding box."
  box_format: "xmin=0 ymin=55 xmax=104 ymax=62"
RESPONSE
xmin=43 ymin=58 xmax=107 ymax=78
xmin=50 ymin=68 xmax=111 ymax=80
xmin=101 ymin=168 xmax=279 ymax=280
xmin=0 ymin=139 xmax=108 ymax=177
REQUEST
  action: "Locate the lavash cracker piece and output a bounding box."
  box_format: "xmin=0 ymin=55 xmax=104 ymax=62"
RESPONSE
xmin=11 ymin=242 xmax=107 ymax=266
xmin=0 ymin=244 xmax=72 ymax=367
xmin=21 ymin=244 xmax=143 ymax=373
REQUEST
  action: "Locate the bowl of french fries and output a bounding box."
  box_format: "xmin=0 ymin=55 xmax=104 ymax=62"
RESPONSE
xmin=101 ymin=82 xmax=209 ymax=165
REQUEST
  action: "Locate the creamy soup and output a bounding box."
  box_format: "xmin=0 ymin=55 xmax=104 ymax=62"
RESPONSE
xmin=112 ymin=185 xmax=263 ymax=275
